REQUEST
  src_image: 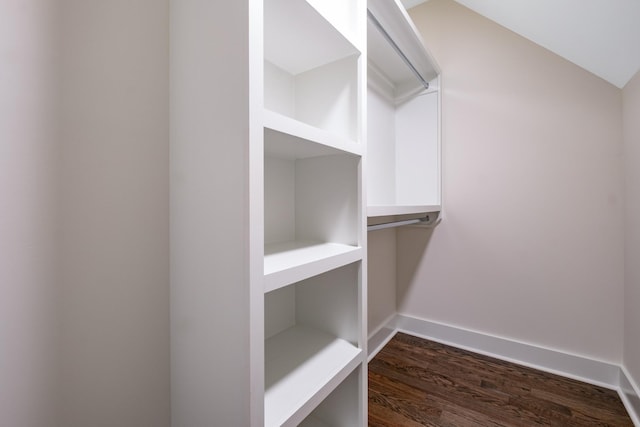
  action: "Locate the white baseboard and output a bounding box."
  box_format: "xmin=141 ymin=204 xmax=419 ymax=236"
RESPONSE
xmin=392 ymin=314 xmax=620 ymax=388
xmin=367 ymin=326 xmax=396 ymax=362
xmin=620 ymin=367 xmax=640 ymax=426
xmin=368 ymin=314 xmax=640 ymax=426
xmin=367 ymin=313 xmax=398 ymax=361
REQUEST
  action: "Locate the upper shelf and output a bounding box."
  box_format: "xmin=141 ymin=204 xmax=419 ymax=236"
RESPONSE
xmin=265 ymin=0 xmax=360 ymax=76
xmin=367 ymin=0 xmax=439 ymax=90
xmin=368 ymin=204 xmax=441 ymax=218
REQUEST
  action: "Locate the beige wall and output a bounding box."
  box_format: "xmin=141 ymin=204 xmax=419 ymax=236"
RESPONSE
xmin=368 ymin=229 xmax=398 ymax=335
xmin=0 ymin=2 xmax=58 ymax=425
xmin=624 ymin=70 xmax=640 ymax=385
xmin=58 ymin=1 xmax=170 ymax=426
xmin=399 ymin=0 xmax=625 ymax=362
xmin=2 ymin=2 xmax=171 ymax=424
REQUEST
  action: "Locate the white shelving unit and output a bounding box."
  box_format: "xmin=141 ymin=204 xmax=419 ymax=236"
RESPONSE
xmin=172 ymin=1 xmax=371 ymax=425
xmin=367 ymin=0 xmax=442 ymax=223
xmin=263 ymin=0 xmax=367 ymax=426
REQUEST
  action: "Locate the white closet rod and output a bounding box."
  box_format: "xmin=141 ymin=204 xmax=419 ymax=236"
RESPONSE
xmin=367 ymin=10 xmax=430 ymax=91
xmin=368 ymin=218 xmax=423 ymax=231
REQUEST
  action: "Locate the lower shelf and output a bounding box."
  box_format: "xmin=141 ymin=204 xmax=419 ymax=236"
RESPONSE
xmin=265 ymin=325 xmax=363 ymax=427
xmin=299 ymin=416 xmax=331 ymax=427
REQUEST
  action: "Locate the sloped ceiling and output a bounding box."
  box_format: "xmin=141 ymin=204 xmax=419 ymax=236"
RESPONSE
xmin=401 ymin=0 xmax=640 ymax=88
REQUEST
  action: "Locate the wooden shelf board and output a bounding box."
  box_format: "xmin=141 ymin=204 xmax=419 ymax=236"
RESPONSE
xmin=264 ymin=241 xmax=362 ymax=293
xmin=264 ymin=110 xmax=362 ymax=159
xmin=265 ymin=325 xmax=362 ymax=427
xmin=367 ymin=204 xmax=441 ymax=217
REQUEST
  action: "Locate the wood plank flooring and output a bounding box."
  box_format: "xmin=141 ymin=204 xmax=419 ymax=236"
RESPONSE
xmin=368 ymin=333 xmax=633 ymax=427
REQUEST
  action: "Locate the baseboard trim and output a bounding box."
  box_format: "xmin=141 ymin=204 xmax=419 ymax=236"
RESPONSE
xmin=367 ymin=326 xmax=396 ymax=362
xmin=620 ymin=367 xmax=640 ymax=426
xmin=392 ymin=314 xmax=621 ymax=388
xmin=367 ymin=314 xmax=398 ymax=362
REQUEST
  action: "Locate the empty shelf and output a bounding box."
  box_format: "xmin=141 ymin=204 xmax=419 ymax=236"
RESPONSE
xmin=264 ymin=241 xmax=362 ymax=293
xmin=264 ymin=109 xmax=362 ymax=159
xmin=265 ymin=325 xmax=362 ymax=427
xmin=367 ymin=204 xmax=441 ymax=217
xmin=299 ymin=416 xmax=331 ymax=427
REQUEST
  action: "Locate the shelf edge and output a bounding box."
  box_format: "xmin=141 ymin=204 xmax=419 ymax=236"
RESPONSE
xmin=264 ymin=109 xmax=363 ymax=158
xmin=367 ymin=204 xmax=441 ymax=217
xmin=264 ymin=244 xmax=362 ymax=293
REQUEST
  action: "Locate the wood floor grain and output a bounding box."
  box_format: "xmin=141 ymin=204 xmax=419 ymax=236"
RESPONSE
xmin=368 ymin=333 xmax=633 ymax=427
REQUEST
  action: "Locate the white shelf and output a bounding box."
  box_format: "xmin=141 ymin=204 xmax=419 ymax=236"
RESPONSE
xmin=265 ymin=0 xmax=359 ymax=76
xmin=367 ymin=204 xmax=441 ymax=217
xmin=264 ymin=241 xmax=362 ymax=293
xmin=264 ymin=325 xmax=363 ymax=427
xmin=264 ymin=110 xmax=362 ymax=159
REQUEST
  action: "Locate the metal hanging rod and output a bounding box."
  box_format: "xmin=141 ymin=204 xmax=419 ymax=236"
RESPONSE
xmin=368 ymin=218 xmax=422 ymax=231
xmin=368 ymin=10 xmax=430 ymax=91
xmin=368 ymin=215 xmax=442 ymax=231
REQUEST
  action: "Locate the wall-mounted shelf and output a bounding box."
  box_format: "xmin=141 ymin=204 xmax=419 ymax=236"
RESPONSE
xmin=367 ymin=210 xmax=441 ymax=232
xmin=368 ymin=204 xmax=440 ymax=218
xmin=366 ymin=0 xmax=441 ymax=220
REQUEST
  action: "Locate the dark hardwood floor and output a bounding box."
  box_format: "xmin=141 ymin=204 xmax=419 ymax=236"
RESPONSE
xmin=368 ymin=332 xmax=633 ymax=427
